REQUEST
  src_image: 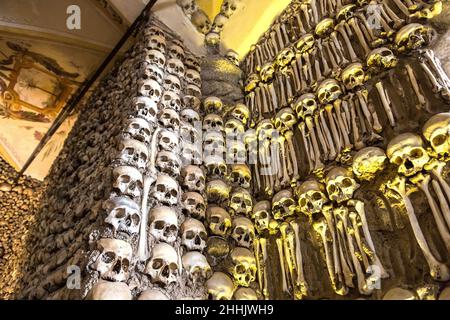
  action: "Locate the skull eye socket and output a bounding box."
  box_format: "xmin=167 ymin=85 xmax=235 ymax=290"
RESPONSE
xmin=187 ymin=198 xmax=196 ymax=205
xmin=121 ymin=259 xmax=130 ymax=272
xmin=432 ymin=134 xmax=447 ymax=147
xmin=210 ymin=216 xmax=220 ymax=224
xmin=341 ymin=178 xmax=353 ymax=188
xmin=169 ymin=262 xmax=178 ymax=271
xmin=170 ymin=189 xmax=178 ymax=197
xmin=119 ymin=175 xmax=131 ymax=184
xmin=235 ymin=264 xmax=246 ymax=274
xmin=101 ymin=251 xmax=116 ymax=263
xmin=391 ymin=156 xmax=403 ymax=166
xmin=125 ymin=147 xmax=134 ymax=155
xmin=185 ymin=230 xmax=195 ymax=239
xmin=152 ymin=258 xmax=163 ymax=269
xmin=114 ymin=208 xmax=127 ymax=219
xmin=328 ymin=184 xmax=337 ymax=194
xmin=235 ymin=227 xmax=245 ymax=235
xmin=312 ymin=192 xmax=323 ymax=200
xmin=410 ymin=148 xmax=424 ymax=158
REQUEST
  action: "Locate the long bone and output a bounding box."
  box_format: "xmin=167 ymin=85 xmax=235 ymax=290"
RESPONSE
xmin=309 ymin=0 xmax=320 ymax=25
xmin=335 ymin=217 xmax=355 ymax=288
xmin=431 ymin=180 xmax=450 ymax=248
xmin=382 ymin=0 xmax=405 ymax=29
xmin=354 ymin=96 xmax=368 ymax=136
xmin=137 ymin=127 xmax=161 ymax=260
xmin=291 ymin=58 xmax=303 ymax=92
xmin=339 ymin=206 xmax=372 ymax=295
xmin=348 ymin=200 xmax=389 ymax=278
xmin=278 ymin=135 xmax=291 ymax=187
xmin=314 ymin=112 xmax=331 ymax=160
xmin=355 ymin=12 xmax=376 ymax=44
xmin=259 ymin=238 xmax=269 ymax=299
xmin=295 ymin=11 xmax=307 ymax=34
xmin=420 ymin=61 xmax=445 ymax=94
xmin=358 ymin=90 xmax=382 ymax=133
xmin=430 ymin=161 xmax=450 ymax=230
xmin=253 ymin=237 xmax=264 ymax=297
xmin=348 ymin=17 xmax=371 ymax=56
xmin=405 ymin=64 xmax=427 ymax=109
xmin=325 ymin=104 xmax=343 ymax=155
xmin=314 ymin=60 xmax=325 ymax=85
xmin=330 ymin=32 xmax=349 ymax=66
xmin=319 ymin=109 xmax=338 ymax=160
xmin=299 ymin=122 xmax=315 ymax=172
xmin=390 ymin=0 xmax=411 ymax=17
xmin=341 ymin=99 xmax=351 ymax=134
xmin=299 ymin=4 xmax=312 ymax=31
xmin=303 ymin=53 xmax=315 ymax=86
xmin=274 ymin=23 xmax=285 ymax=51
xmin=290 ymin=220 xmax=308 ymax=297
xmin=323 ymin=206 xmax=347 ymax=294
xmin=323 ymin=41 xmax=340 ymax=75
xmin=375 ymin=81 xmax=396 ymax=127
xmin=313 ymin=219 xmax=338 ymax=293
xmin=269 ymin=82 xmax=280 ymax=113
xmin=356 ymin=91 xmax=382 ymax=143
xmin=305 ymin=117 xmax=325 ymax=169
xmin=334 ymin=100 xmax=353 ymax=150
xmin=280 ymin=223 xmax=301 ymax=297
xmin=285 ymin=131 xmax=300 ymax=181
xmin=411 ymin=174 xmax=450 ymax=252
xmin=385 ymin=176 xmax=450 ymax=281
xmin=316 ymin=40 xmax=332 ymax=77
xmin=276 ymin=237 xmax=290 ymax=294
xmin=271 ymin=138 xmax=282 ymax=191
xmin=335 ymin=22 xmax=359 ymax=63
xmin=421 ymin=49 xmax=450 ymax=88
xmin=349 ymin=212 xmax=371 ymax=271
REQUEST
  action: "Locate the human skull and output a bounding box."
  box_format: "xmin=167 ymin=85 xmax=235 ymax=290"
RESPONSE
xmin=212 ymin=14 xmax=228 ymax=33
xmin=387 ymin=133 xmax=430 ymax=177
xmin=145 ymin=243 xmax=179 ymax=286
xmin=229 ymin=247 xmax=257 ymax=287
xmin=138 ymin=79 xmax=162 ymax=103
xmin=166 ymin=58 xmax=185 ymax=78
xmin=225 ymin=119 xmax=245 ymax=139
xmin=163 ymin=75 xmax=182 ymax=95
xmin=233 ymin=287 xmax=258 ymax=300
xmin=352 ymin=147 xmax=387 ymax=181
xmin=294 ymin=93 xmax=317 ymax=119
xmin=144 ymin=25 xmax=165 ymax=38
xmin=276 ymin=47 xmax=295 ymax=68
xmin=296 ymin=180 xmax=328 ymax=219
xmin=205 ymin=32 xmax=221 ymax=46
xmin=186 ymin=84 xmax=202 ymax=98
xmin=341 ymin=63 xmax=366 ymax=90
xmin=315 ymin=18 xmax=335 ymax=38
xmin=149 ymin=206 xmax=179 ymax=243
xmin=272 ymin=189 xmax=297 ymax=220
xmin=133 ymin=96 xmax=158 ymax=124
xmin=229 ymin=164 xmax=251 ymax=189
xmin=151 ymin=174 xmax=180 ymax=206
xmin=296 ymin=33 xmax=315 ymax=54
xmin=230 ymin=103 xmax=250 ymax=126
xmin=274 ymin=107 xmax=298 ymax=133
xmin=112 ymin=166 xmax=143 ymax=199
xmin=158 ymin=130 xmax=179 ymax=152
xmin=191 ymin=9 xmax=211 ymax=34
xmin=206 ymin=179 xmax=230 ymax=204
xmin=124 ymin=118 xmax=152 ymax=144
xmin=181 ymin=108 xmax=201 ymax=126
xmin=260 ymin=63 xmax=275 ymax=83
xmin=206 ymin=272 xmax=235 ymax=300
xmin=226 ymin=141 xmax=247 ymax=164
xmin=366 ymin=47 xmax=398 ymax=74
xmin=226 ymin=49 xmax=240 ymax=66
xmin=182 ymin=251 xmax=212 ymax=284
xmin=395 ymin=23 xmax=434 ymax=54
xmin=158 ymin=108 xmax=180 ymax=132
xmin=244 ymin=73 xmax=260 ymax=93
xmin=181 ymin=143 xmax=203 ymax=165
xmin=231 ymin=217 xmax=255 ymax=249
xmin=317 ymin=79 xmax=343 ymax=104
xmin=180 ymin=121 xmax=200 ymax=144
xmin=186 ymin=69 xmax=201 ymax=87
xmin=138 ymin=289 xmax=169 ymax=300
xmin=204 ymin=97 xmax=224 ymax=114
xmin=229 ymin=188 xmax=253 ymax=216
xmin=156 ymin=151 xmax=181 ymax=177
xmin=181 ymin=165 xmax=206 ymax=192
xmin=221 ymin=0 xmax=239 ymax=18
xmin=185 ymin=53 xmax=201 ymax=72
xmin=147 ymin=49 xmax=166 ymax=69
xmin=184 ymin=95 xmax=202 ymax=111
xmin=325 ymin=167 xmax=360 ymax=203
xmin=181 ymin=218 xmax=208 ymax=251
xmin=158 ymin=91 xmax=182 ymax=113
xmin=104 ymin=196 xmax=141 ymax=236
xmin=168 ymin=42 xmax=185 ymax=60
xmin=181 ymin=192 xmax=206 ymax=220
xmin=116 ymin=139 xmax=149 ymax=171
xmin=207 ymin=206 xmax=232 ymax=237
xmin=203 ymin=114 xmax=225 ymax=133
xmin=146 ymin=35 xmax=166 ymax=53
xmin=177 ymin=0 xmax=197 ymax=18
xmin=336 ymin=4 xmax=357 ymax=22
xmin=143 ymin=64 xmax=164 ymax=84
xmin=423 ymin=113 xmax=450 ymax=157
xmin=251 ymin=200 xmax=271 ymax=235
xmin=92 ymin=238 xmax=132 ymax=282
xmin=89 ymin=281 xmax=132 ymax=300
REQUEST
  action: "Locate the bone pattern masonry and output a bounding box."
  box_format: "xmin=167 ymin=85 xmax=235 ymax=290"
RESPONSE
xmin=243 ymin=0 xmax=450 ymax=194
xmin=0 ymin=159 xmax=43 ymax=299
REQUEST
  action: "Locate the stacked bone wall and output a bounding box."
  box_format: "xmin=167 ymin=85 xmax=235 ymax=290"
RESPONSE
xmin=242 ymin=0 xmax=450 ymax=299
xmin=0 ymin=158 xmax=43 ymax=299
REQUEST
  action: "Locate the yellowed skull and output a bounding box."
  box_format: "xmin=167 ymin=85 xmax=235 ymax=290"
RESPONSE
xmin=274 ymin=107 xmax=298 ymax=133
xmin=296 ymin=180 xmax=329 ymax=218
xmin=260 ymin=63 xmax=275 ymax=83
xmin=272 ymin=189 xmax=297 ymax=220
xmin=296 ymin=33 xmax=315 ymax=54
xmin=317 ymin=79 xmax=343 ymax=104
xmin=387 ymin=133 xmax=430 ymax=177
xmin=315 ymin=18 xmax=335 ymax=38
xmin=341 ymin=62 xmax=366 ymax=90
xmin=276 ymin=47 xmax=295 ymax=68
xmin=245 ymin=73 xmax=260 ymax=93
xmin=423 ymin=113 xmax=450 ymax=157
xmin=325 ymin=167 xmax=360 ymax=203
xmin=352 ymin=147 xmax=387 ymax=181
xmin=294 ymin=93 xmax=317 ymax=120
xmin=395 ymin=23 xmax=434 ymax=54
xmin=366 ymin=47 xmax=398 ymax=74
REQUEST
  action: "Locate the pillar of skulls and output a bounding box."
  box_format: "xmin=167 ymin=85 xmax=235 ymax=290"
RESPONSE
xmin=3 ymin=1 xmax=450 ymax=300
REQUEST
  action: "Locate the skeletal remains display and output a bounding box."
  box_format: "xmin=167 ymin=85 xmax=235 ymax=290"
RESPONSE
xmin=2 ymin=1 xmax=450 ymax=300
